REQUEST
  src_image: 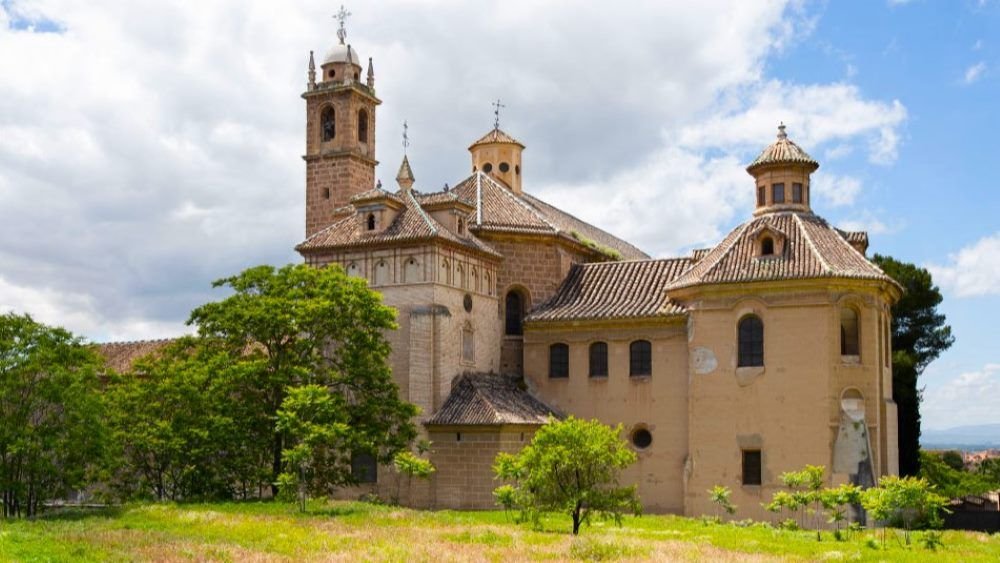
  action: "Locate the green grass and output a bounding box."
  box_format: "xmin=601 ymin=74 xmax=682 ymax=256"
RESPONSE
xmin=0 ymin=500 xmax=997 ymax=561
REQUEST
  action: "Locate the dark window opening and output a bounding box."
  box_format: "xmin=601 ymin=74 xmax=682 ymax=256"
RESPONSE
xmin=742 ymin=449 xmax=762 ymax=485
xmin=505 ymin=291 xmax=524 ymax=336
xmin=323 ymin=187 xmax=330 ymax=199
xmin=792 ymin=182 xmax=803 ymax=203
xmin=482 ymin=162 xmax=493 ymax=174
xmin=757 ymin=186 xmax=766 ymax=206
xmin=351 ymin=452 xmax=378 ymax=483
xmin=549 ymin=343 xmax=569 ymax=378
xmin=629 ymin=340 xmax=652 ymax=376
xmin=329 ymin=69 xmax=335 ymax=78
xmin=589 ymin=342 xmax=608 ymax=377
xmin=631 ymin=428 xmax=652 ymax=449
xmin=354 ymin=72 xmax=359 ymax=81
xmin=366 ymin=213 xmax=376 ymax=231
xmin=515 ymin=165 xmax=521 ymax=175
xmin=321 ymin=106 xmax=335 ymax=141
xmin=457 ymin=217 xmax=465 ymax=235
xmin=841 ymin=308 xmax=860 ymax=356
xmin=761 ymin=237 xmax=775 ymax=256
xmin=358 ymin=109 xmax=369 ymax=143
xmin=772 ymin=183 xmax=785 ymax=204
xmin=738 ymin=315 xmax=764 ymax=367
xmin=499 ymin=162 xmax=510 ymax=173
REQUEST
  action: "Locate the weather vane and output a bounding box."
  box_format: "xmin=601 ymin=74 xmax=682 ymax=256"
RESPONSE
xmin=492 ymin=98 xmax=505 ymax=130
xmin=335 ymin=5 xmax=351 ymax=45
xmin=402 ymin=120 xmax=410 ymax=154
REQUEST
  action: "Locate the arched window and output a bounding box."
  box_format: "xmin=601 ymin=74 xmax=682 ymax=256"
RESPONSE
xmin=439 ymin=259 xmax=450 ymax=284
xmin=321 ymin=106 xmax=335 ymax=141
xmin=366 ymin=213 xmax=376 ymax=231
xmin=761 ymin=237 xmax=775 ymax=256
xmin=374 ymin=260 xmax=389 ymax=286
xmin=462 ymin=323 xmax=475 ymax=364
xmin=358 ymin=108 xmax=369 ymax=143
xmin=738 ymin=315 xmax=764 ymax=367
xmin=484 ymin=273 xmax=492 ymax=295
xmin=589 ymin=342 xmax=608 ymax=377
xmin=629 ymin=340 xmax=651 ymax=376
xmin=505 ymin=291 xmax=524 ymax=336
xmin=549 ymin=343 xmax=569 ymax=378
xmin=457 ymin=217 xmax=465 ymax=235
xmin=457 ymin=264 xmax=466 ymax=289
xmin=841 ymin=307 xmax=860 ymax=356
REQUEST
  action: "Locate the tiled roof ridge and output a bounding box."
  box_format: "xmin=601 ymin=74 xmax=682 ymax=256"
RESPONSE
xmin=483 ymin=173 xmax=559 ymax=231
xmin=688 ymin=220 xmax=754 ymax=285
xmin=298 ymin=213 xmax=354 ymax=248
xmin=573 ymin=256 xmax=690 ymax=268
xmin=97 ymin=337 xmax=179 ymax=346
xmin=794 ymin=213 xmax=833 ymax=275
xmin=405 ymin=189 xmax=439 ymax=236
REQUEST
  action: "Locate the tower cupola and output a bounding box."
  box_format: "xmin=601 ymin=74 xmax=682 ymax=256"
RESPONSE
xmin=468 ymin=100 xmax=525 ymax=194
xmin=320 ymin=6 xmax=363 ymax=85
xmin=747 ymin=124 xmax=819 ymax=216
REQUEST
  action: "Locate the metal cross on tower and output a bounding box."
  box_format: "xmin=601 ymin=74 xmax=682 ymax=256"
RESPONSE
xmin=492 ymin=98 xmax=505 ymax=130
xmin=335 ymin=5 xmax=351 ymax=45
xmin=402 ymin=120 xmax=410 ymax=154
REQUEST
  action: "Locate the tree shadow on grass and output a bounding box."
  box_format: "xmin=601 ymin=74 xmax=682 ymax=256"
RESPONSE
xmin=36 ymin=505 xmax=125 ymax=522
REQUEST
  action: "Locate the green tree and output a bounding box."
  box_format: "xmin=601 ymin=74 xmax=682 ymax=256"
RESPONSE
xmin=918 ymin=450 xmax=992 ymax=499
xmin=940 ymin=450 xmax=965 ymax=471
xmin=861 ymin=475 xmax=948 ymax=546
xmin=976 ymin=457 xmax=1000 ymax=486
xmin=872 ymin=255 xmax=954 ymax=477
xmin=105 ymin=337 xmax=263 ymax=501
xmin=493 ymin=417 xmax=641 ymax=535
xmin=392 ymin=450 xmax=435 ymax=505
xmin=0 ymin=313 xmax=106 ymax=518
xmin=188 ymin=263 xmax=417 ymax=495
xmin=707 ymin=485 xmax=736 ymax=521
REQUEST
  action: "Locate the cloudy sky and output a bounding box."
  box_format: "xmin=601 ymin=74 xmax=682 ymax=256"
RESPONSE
xmin=1 ymin=0 xmax=997 ymax=431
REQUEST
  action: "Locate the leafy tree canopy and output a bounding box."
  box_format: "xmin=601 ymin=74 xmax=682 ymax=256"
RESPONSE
xmin=493 ymin=417 xmax=640 ymax=535
xmin=0 ymin=313 xmax=106 ymax=518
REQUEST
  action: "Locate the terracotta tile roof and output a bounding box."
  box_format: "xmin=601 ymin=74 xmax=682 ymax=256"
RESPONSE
xmin=837 ymin=229 xmax=869 ymax=253
xmin=449 ymin=173 xmax=648 ymax=260
xmin=350 ymin=187 xmax=404 ymax=206
xmin=415 ymin=190 xmax=474 ymax=210
xmin=691 ymin=248 xmax=712 ymax=262
xmin=526 ymin=258 xmax=692 ymax=323
xmin=468 ymin=127 xmax=525 ymax=149
xmin=746 ymin=125 xmax=819 ymax=173
xmin=297 ymin=189 xmax=501 ymax=258
xmin=426 ymin=373 xmax=558 ymax=426
xmin=96 ymin=339 xmax=175 ymax=372
xmin=665 ymin=212 xmax=898 ymax=292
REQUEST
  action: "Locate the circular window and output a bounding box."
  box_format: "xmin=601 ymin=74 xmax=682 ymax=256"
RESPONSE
xmin=463 ymin=294 xmax=473 ymax=313
xmin=329 ymin=69 xmax=336 ymax=78
xmin=482 ymin=163 xmax=493 ymax=173
xmin=499 ymin=162 xmax=510 ymax=173
xmin=515 ymin=165 xmax=521 ymax=175
xmin=631 ymin=428 xmax=652 ymax=449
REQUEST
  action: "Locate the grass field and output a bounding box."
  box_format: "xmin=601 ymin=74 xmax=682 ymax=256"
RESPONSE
xmin=1 ymin=500 xmax=998 ymax=562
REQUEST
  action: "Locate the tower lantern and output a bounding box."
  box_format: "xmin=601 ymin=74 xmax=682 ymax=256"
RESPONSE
xmin=746 ymin=123 xmax=819 ymax=216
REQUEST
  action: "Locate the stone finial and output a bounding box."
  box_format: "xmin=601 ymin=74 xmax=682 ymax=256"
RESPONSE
xmin=777 ymin=122 xmax=787 ymax=140
xmin=396 ymin=155 xmax=415 ymax=192
xmin=366 ymin=57 xmax=375 ymax=88
xmin=307 ymin=50 xmax=316 ymax=90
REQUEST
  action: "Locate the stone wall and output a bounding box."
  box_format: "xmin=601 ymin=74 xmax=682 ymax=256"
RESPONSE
xmin=426 ymin=426 xmax=536 ymax=509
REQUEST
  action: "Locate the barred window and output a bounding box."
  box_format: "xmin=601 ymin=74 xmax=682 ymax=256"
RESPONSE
xmin=792 ymin=182 xmax=803 ymax=203
xmin=738 ymin=315 xmax=764 ymax=367
xmin=772 ymin=183 xmax=785 ymax=204
xmin=629 ymin=340 xmax=651 ymax=376
xmin=351 ymin=452 xmax=377 ymax=483
xmin=549 ymin=343 xmax=569 ymax=378
xmin=589 ymin=342 xmax=608 ymax=377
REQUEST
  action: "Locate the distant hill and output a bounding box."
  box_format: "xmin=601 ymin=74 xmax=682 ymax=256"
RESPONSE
xmin=922 ymin=424 xmax=1000 ymax=450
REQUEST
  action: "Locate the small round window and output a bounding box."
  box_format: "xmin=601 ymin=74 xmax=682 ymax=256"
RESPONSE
xmin=499 ymin=162 xmax=510 ymax=173
xmin=482 ymin=163 xmax=493 ymax=173
xmin=463 ymin=294 xmax=473 ymax=313
xmin=329 ymin=69 xmax=336 ymax=78
xmin=631 ymin=428 xmax=652 ymax=449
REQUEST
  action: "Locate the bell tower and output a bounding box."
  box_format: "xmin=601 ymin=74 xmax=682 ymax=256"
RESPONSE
xmin=302 ymin=7 xmax=381 ymax=237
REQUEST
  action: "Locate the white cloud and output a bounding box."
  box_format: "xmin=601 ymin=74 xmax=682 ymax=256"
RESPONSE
xmin=0 ymin=0 xmax=909 ymax=338
xmin=810 ymin=172 xmax=862 ymax=207
xmin=927 ymin=232 xmax=1000 ymax=297
xmin=964 ymin=62 xmax=987 ymax=84
xmin=923 ymin=363 xmax=1000 ymax=429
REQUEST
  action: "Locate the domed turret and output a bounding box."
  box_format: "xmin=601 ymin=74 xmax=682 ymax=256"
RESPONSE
xmin=319 ymin=7 xmax=363 ymax=85
xmin=747 ymin=124 xmax=818 ymax=216
xmin=469 ymin=128 xmax=525 ymax=194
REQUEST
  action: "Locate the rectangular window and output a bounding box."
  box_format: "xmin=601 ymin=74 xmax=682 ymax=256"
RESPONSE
xmin=757 ymin=186 xmax=766 ymax=206
xmin=549 ymin=343 xmax=569 ymax=378
xmin=629 ymin=340 xmax=652 ymax=376
xmin=742 ymin=449 xmax=762 ymax=486
xmin=589 ymin=342 xmax=608 ymax=377
xmin=772 ymin=183 xmax=785 ymax=204
xmin=462 ymin=328 xmax=475 ymax=363
xmin=792 ymin=183 xmax=803 ymax=203
xmin=351 ymin=452 xmax=378 ymax=484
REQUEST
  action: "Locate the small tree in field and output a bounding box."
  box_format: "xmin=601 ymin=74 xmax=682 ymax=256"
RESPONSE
xmin=392 ymin=449 xmax=435 ymax=505
xmin=493 ymin=417 xmax=641 ymax=535
xmin=708 ymin=485 xmax=736 ymax=522
xmin=861 ymin=475 xmax=948 ymax=547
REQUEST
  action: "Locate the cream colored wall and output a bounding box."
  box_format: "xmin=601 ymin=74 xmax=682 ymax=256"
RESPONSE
xmin=751 ymin=165 xmax=812 ymax=215
xmin=522 ymin=321 xmax=689 ymax=513
xmin=471 ymin=144 xmax=522 ymax=193
xmin=680 ymin=284 xmax=895 ymax=521
xmin=427 ymin=426 xmax=536 ymax=509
